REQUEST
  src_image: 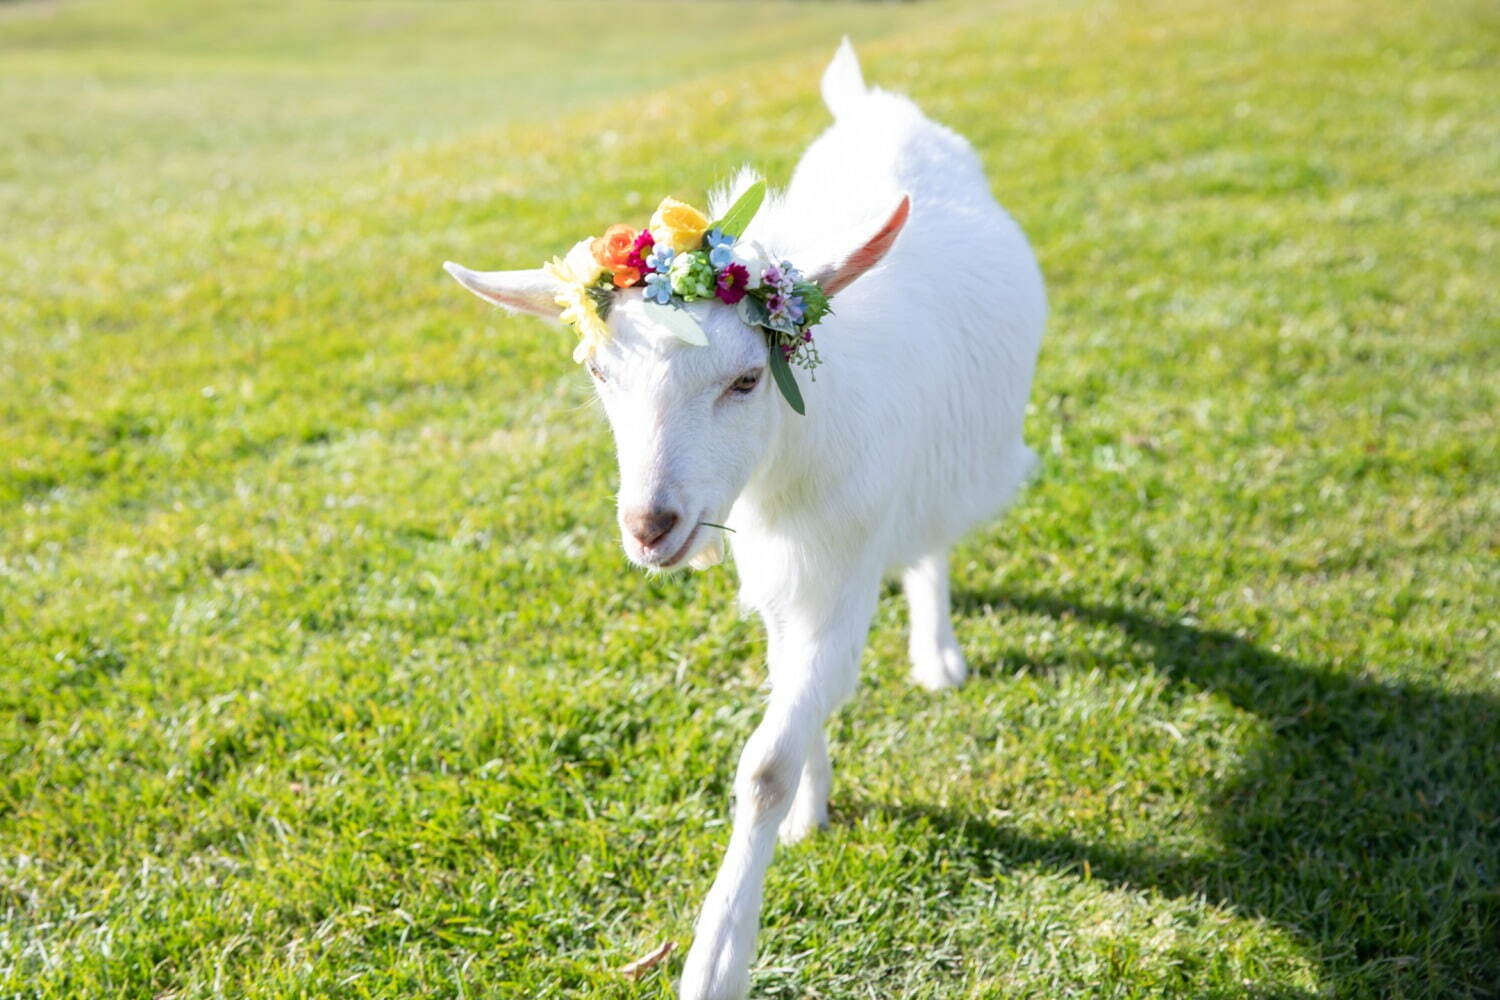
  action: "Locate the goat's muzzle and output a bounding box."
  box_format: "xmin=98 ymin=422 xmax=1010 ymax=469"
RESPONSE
xmin=623 ymin=506 xmax=681 ymax=551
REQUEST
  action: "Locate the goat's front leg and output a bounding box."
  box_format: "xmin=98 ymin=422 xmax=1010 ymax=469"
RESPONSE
xmin=680 ymin=592 xmax=873 ymax=1000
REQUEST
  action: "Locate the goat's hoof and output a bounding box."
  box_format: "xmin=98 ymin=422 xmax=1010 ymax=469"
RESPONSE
xmin=909 ymin=642 xmax=967 ymax=691
xmin=679 ymin=938 xmax=751 ymax=1000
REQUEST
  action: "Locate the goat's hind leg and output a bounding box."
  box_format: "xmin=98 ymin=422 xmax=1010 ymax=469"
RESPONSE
xmin=903 ymin=549 xmax=967 ymax=691
xmin=777 ymin=727 xmax=829 ymax=844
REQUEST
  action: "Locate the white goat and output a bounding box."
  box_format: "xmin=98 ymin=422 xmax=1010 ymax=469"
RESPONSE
xmin=445 ymin=41 xmax=1045 ymax=1000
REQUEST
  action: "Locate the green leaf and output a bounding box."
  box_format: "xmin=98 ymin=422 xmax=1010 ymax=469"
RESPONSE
xmin=587 ymin=282 xmax=614 ymax=320
xmin=767 ymin=342 xmax=805 ymax=415
xmin=794 ymin=281 xmax=830 ymax=328
xmin=765 ymin=312 xmax=798 ymax=336
xmin=644 ymin=300 xmax=708 ymax=346
xmin=737 ymin=294 xmax=770 ymax=328
xmin=711 ymin=178 xmax=766 ymax=238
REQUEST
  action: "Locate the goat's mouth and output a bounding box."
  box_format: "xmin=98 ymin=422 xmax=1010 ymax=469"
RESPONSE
xmin=627 ymin=516 xmax=703 ymax=571
xmin=652 ymin=522 xmax=702 ymax=570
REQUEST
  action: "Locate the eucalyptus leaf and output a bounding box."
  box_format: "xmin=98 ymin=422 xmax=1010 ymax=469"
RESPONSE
xmin=738 ymin=295 xmax=770 ymax=327
xmin=711 ymin=179 xmax=766 ymax=239
xmin=644 ymin=300 xmax=709 ymax=346
xmin=767 ymin=344 xmax=806 ymax=415
xmin=765 ymin=312 xmax=798 ymax=336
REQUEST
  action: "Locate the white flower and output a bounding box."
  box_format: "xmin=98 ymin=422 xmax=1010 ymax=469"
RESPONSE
xmin=729 ymin=239 xmax=771 ymax=290
xmin=560 ymin=238 xmax=604 ymax=285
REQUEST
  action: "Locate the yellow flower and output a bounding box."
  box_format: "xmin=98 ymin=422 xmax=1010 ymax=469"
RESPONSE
xmin=649 ymin=197 xmax=711 ymax=254
xmin=544 ymin=254 xmax=611 ymax=362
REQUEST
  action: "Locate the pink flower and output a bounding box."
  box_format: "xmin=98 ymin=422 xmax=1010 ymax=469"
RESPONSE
xmin=627 ymin=229 xmax=656 ymax=273
xmin=715 ymin=263 xmax=750 ymax=304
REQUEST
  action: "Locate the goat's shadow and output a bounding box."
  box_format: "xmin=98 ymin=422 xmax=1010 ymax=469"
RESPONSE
xmin=862 ymin=589 xmax=1500 ymax=997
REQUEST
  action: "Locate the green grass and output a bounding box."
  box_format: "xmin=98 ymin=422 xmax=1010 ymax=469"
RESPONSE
xmin=2 ymin=0 xmax=1497 ymax=996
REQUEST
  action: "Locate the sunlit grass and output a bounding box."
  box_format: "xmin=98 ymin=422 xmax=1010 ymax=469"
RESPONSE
xmin=1 ymin=0 xmax=1496 ymax=996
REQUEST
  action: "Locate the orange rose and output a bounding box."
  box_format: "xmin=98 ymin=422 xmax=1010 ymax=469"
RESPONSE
xmin=611 ymin=266 xmax=642 ymax=288
xmin=592 ymin=224 xmax=637 ymax=271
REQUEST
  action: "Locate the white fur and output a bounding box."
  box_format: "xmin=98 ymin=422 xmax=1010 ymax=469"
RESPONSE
xmin=445 ymin=39 xmax=1044 ymax=1000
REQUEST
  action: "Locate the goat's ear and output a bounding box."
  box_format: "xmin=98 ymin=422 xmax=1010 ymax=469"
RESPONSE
xmin=443 ymin=262 xmax=563 ymax=319
xmin=812 ymin=194 xmax=911 ymax=297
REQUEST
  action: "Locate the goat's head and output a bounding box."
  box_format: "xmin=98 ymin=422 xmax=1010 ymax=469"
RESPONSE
xmin=444 ymin=193 xmax=909 ymax=571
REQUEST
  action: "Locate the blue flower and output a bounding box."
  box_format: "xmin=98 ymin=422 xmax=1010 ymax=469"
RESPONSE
xmin=705 ymin=229 xmax=736 ymax=269
xmin=644 ymin=269 xmax=674 ymax=304
xmin=767 ymin=292 xmax=806 ymax=328
xmin=644 ymin=245 xmax=675 ymax=275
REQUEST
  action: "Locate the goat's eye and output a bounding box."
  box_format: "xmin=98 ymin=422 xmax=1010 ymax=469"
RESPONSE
xmin=728 ymin=369 xmax=762 ymax=396
xmin=586 ymin=361 xmax=606 ymax=383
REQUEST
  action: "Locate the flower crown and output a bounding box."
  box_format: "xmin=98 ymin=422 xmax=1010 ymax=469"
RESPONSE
xmin=542 ymin=180 xmax=826 ymax=414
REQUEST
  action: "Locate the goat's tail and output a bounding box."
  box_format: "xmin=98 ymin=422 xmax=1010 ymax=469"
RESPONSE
xmin=821 ymin=37 xmax=868 ymax=119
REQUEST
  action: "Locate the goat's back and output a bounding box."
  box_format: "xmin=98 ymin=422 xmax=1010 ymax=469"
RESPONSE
xmin=736 ymin=50 xmax=1045 ymax=578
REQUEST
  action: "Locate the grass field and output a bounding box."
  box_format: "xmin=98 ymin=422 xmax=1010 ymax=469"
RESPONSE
xmin=2 ymin=0 xmax=1498 ymax=996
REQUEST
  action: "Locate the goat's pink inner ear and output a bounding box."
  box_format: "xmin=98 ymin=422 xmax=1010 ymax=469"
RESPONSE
xmin=819 ymin=194 xmax=911 ymax=297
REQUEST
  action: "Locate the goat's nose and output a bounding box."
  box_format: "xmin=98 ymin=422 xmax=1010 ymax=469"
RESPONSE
xmin=624 ymin=507 xmax=680 ymax=549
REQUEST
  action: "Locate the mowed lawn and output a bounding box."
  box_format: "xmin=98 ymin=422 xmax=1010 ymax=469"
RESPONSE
xmin=2 ymin=0 xmax=1497 ymax=996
